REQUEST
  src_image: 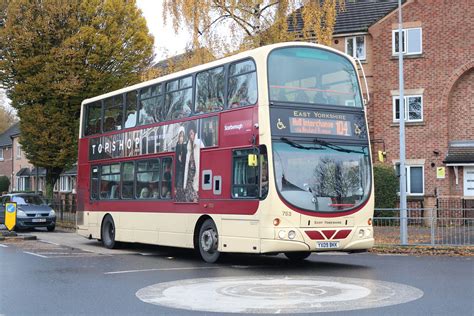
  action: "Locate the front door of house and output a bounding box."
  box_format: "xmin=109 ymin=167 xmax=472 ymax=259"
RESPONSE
xmin=463 ymin=167 xmax=474 ymax=196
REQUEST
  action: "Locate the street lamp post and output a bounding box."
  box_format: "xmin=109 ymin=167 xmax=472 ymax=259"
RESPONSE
xmin=398 ymin=0 xmax=408 ymax=245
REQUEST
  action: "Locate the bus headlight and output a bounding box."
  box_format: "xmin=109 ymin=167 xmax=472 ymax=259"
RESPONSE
xmin=288 ymin=230 xmax=296 ymax=240
xmin=358 ymin=229 xmax=365 ymax=238
xmin=278 ymin=230 xmax=286 ymax=239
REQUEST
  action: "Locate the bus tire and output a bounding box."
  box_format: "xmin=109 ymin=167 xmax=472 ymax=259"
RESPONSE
xmin=198 ymin=219 xmax=220 ymax=263
xmin=284 ymin=251 xmax=311 ymax=261
xmin=101 ymin=215 xmax=117 ymax=249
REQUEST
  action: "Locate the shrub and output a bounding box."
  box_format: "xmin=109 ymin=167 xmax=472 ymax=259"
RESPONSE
xmin=0 ymin=176 xmax=10 ymax=193
xmin=373 ymin=164 xmax=399 ymax=215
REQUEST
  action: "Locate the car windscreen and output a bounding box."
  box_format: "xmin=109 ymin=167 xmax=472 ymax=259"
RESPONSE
xmin=12 ymin=195 xmax=46 ymax=206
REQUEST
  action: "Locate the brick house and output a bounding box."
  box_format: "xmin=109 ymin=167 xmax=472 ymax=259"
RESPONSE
xmin=367 ymin=0 xmax=473 ymax=208
xmin=0 ymin=122 xmax=77 ymax=201
xmin=0 ymin=123 xmax=19 ymax=192
xmin=292 ymin=0 xmax=473 ymax=208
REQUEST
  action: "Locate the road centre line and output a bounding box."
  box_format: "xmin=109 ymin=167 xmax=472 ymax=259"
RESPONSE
xmin=105 ymin=266 xmax=221 ymax=275
xmin=24 ymin=251 xmax=48 ymax=258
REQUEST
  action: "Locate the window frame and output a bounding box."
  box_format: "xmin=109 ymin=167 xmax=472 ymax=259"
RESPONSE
xmin=59 ymin=175 xmax=72 ymax=193
xmin=138 ymin=83 xmax=165 ymax=126
xmin=345 ymin=35 xmax=366 ymax=60
xmin=396 ymin=164 xmax=424 ymax=196
xmin=195 ymin=65 xmax=226 ymax=114
xmin=392 ymin=94 xmax=423 ymax=122
xmin=227 ymin=58 xmax=258 ymax=109
xmin=99 ymin=163 xmax=121 ymax=200
xmin=135 ymin=158 xmax=161 ymax=200
xmin=0 ymin=148 xmax=3 ymax=161
xmin=392 ymin=27 xmax=423 ymax=55
xmin=231 ymin=148 xmax=260 ymax=199
xmin=16 ymin=143 xmax=21 ymax=159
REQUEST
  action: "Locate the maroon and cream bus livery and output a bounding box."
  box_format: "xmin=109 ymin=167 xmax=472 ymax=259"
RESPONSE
xmin=76 ymin=42 xmax=374 ymax=263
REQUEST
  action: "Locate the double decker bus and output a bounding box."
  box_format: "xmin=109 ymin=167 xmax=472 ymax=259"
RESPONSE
xmin=77 ymin=42 xmax=373 ymax=263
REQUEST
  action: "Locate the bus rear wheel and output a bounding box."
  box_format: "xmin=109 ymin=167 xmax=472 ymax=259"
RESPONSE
xmin=284 ymin=251 xmax=311 ymax=261
xmin=101 ymin=215 xmax=117 ymax=249
xmin=198 ymin=219 xmax=220 ymax=263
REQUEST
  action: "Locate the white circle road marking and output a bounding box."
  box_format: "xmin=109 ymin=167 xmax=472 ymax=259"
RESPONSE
xmin=136 ymin=276 xmax=424 ymax=314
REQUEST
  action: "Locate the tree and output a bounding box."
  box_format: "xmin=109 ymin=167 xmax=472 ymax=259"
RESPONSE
xmin=0 ymin=0 xmax=154 ymax=198
xmin=373 ymin=164 xmax=399 ymax=214
xmin=162 ymin=0 xmax=344 ymax=70
xmin=0 ymin=175 xmax=9 ymax=193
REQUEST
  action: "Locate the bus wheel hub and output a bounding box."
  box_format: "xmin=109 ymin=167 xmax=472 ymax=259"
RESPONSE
xmin=201 ymin=229 xmax=217 ymax=252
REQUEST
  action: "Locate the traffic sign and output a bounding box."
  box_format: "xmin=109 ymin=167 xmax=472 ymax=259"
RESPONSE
xmin=5 ymin=202 xmax=17 ymax=231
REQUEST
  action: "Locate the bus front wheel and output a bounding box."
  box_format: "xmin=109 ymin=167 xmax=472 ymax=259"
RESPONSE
xmin=198 ymin=219 xmax=220 ymax=263
xmin=101 ymin=215 xmax=117 ymax=249
xmin=284 ymin=251 xmax=311 ymax=261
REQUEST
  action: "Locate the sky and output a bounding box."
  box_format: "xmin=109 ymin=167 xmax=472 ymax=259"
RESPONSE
xmin=136 ymin=0 xmax=191 ymax=62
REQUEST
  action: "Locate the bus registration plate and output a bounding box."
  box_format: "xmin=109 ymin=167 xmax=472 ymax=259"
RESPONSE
xmin=316 ymin=241 xmax=339 ymax=249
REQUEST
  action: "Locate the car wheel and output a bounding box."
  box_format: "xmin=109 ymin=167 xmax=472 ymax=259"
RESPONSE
xmin=47 ymin=225 xmax=55 ymax=232
xmin=284 ymin=251 xmax=311 ymax=261
xmin=198 ymin=219 xmax=220 ymax=263
xmin=101 ymin=215 xmax=117 ymax=249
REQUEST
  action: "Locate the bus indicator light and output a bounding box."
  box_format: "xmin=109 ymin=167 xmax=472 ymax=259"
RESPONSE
xmin=368 ymin=218 xmax=372 ymax=226
xmin=273 ymin=218 xmax=280 ymax=226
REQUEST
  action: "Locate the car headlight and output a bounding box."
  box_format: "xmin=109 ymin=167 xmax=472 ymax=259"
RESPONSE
xmin=49 ymin=210 xmax=56 ymax=217
xmin=17 ymin=210 xmax=27 ymax=218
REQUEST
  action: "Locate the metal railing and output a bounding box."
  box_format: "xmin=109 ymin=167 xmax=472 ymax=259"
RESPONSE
xmin=47 ymin=198 xmax=76 ymax=227
xmin=374 ymin=208 xmax=474 ymax=246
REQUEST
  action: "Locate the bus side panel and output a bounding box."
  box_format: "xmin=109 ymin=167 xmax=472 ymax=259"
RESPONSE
xmin=199 ymin=149 xmax=232 ymax=200
xmin=219 ymin=106 xmax=256 ymax=149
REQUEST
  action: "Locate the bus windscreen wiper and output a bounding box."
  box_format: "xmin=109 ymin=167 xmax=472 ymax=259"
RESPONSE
xmin=280 ymin=137 xmax=321 ymax=150
xmin=312 ymin=137 xmax=367 ymax=154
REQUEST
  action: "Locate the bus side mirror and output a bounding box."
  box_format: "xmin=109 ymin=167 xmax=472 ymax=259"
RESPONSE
xmin=248 ymin=154 xmax=258 ymax=167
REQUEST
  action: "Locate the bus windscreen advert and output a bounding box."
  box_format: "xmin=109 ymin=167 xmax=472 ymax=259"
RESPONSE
xmin=270 ymin=108 xmax=367 ymax=140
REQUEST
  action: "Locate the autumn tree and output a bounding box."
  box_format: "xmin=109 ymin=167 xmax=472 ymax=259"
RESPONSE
xmin=162 ymin=0 xmax=344 ymax=70
xmin=0 ymin=0 xmax=154 ymax=198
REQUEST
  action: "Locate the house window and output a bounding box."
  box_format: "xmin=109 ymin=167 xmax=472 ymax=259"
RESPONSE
xmin=392 ymin=28 xmax=422 ymax=55
xmin=16 ymin=144 xmax=21 ymax=159
xmin=345 ymin=36 xmax=366 ymax=60
xmin=393 ymin=95 xmax=423 ymax=122
xmin=396 ymin=164 xmax=424 ymax=195
xmin=16 ymin=176 xmax=30 ymax=192
xmin=60 ymin=176 xmax=72 ymax=192
xmin=0 ymin=148 xmax=3 ymax=160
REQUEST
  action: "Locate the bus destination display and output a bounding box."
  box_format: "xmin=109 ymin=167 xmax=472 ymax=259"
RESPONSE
xmin=289 ymin=117 xmax=351 ymax=136
xmin=270 ymin=108 xmax=367 ymax=140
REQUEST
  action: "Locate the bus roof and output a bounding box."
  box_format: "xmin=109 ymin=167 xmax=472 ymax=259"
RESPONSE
xmin=81 ymin=42 xmax=350 ymax=106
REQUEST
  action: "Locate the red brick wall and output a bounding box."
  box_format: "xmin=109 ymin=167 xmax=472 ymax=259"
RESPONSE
xmin=448 ymin=69 xmax=474 ymax=141
xmin=368 ymin=0 xmax=474 ymax=201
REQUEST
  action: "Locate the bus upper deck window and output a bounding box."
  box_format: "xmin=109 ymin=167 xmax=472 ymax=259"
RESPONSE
xmin=85 ymin=101 xmax=102 ymax=136
xmin=228 ymin=60 xmax=258 ymax=108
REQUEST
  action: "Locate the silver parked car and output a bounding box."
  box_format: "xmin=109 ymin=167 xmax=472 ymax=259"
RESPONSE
xmin=0 ymin=193 xmax=56 ymax=231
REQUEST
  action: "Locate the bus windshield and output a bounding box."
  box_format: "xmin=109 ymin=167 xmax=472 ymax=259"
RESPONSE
xmin=273 ymin=141 xmax=371 ymax=212
xmin=268 ymin=47 xmax=363 ymax=107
